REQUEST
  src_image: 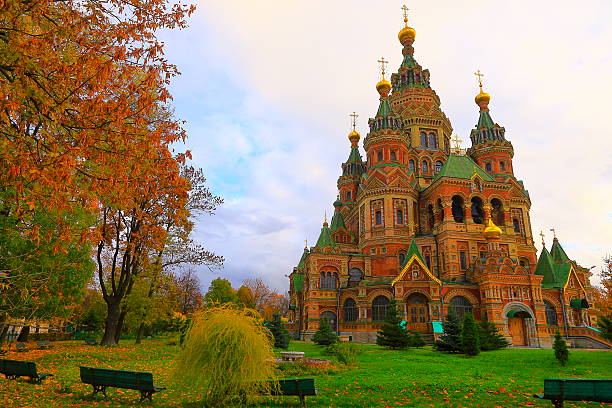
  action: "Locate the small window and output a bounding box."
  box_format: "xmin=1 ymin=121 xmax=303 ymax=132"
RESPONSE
xmin=396 ymin=209 xmax=404 ymax=224
xmin=500 ymin=161 xmax=506 ymax=171
xmin=422 ymin=161 xmax=429 ymax=173
xmin=381 ymin=247 xmax=387 ymax=254
xmin=425 ymin=255 xmax=431 ymax=270
xmin=370 ymin=248 xmax=377 ymax=255
xmin=346 ymin=191 xmax=352 ymax=200
xmin=459 ymin=251 xmax=467 ymax=270
xmin=485 ymin=162 xmax=492 ymax=172
xmin=513 ymin=218 xmax=520 ymax=233
xmin=408 ymin=160 xmax=415 ymax=173
xmin=398 ymin=252 xmax=406 ymax=266
xmin=375 ymin=210 xmax=382 ymax=225
xmin=420 ymin=132 xmax=427 ymax=147
xmin=391 ymin=151 xmax=397 ymax=161
xmin=435 ymin=160 xmax=443 ymax=174
xmin=428 ymin=133 xmax=437 ymax=149
xmin=377 ymin=151 xmax=383 ymax=162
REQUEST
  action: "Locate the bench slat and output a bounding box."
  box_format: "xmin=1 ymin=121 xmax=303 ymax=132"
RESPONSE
xmin=79 ymin=366 xmax=158 ymax=392
xmin=542 ymin=379 xmax=612 ymax=403
xmin=275 ymin=379 xmax=317 ymax=396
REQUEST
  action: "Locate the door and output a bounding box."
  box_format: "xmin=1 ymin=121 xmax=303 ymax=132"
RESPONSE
xmin=406 ymin=293 xmax=429 ymax=332
xmin=508 ymin=317 xmax=526 ymax=346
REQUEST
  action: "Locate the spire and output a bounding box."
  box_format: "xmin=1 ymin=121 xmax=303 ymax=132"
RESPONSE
xmin=297 ymin=246 xmax=309 ymax=269
xmin=469 ymin=70 xmax=507 ymax=146
xmin=376 ymin=57 xmax=391 ymax=97
xmin=314 ymin=218 xmax=337 ymax=250
xmin=535 ymin=246 xmax=557 ymax=285
xmin=401 ymin=239 xmax=425 ymax=268
xmin=550 ymin=235 xmax=570 ymax=263
xmin=330 ymin=207 xmax=346 ymax=232
xmin=342 ymin=113 xmax=366 ymax=176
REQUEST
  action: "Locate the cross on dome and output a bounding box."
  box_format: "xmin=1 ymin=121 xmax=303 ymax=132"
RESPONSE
xmin=451 ymin=134 xmax=462 ymax=153
xmin=474 ymin=69 xmax=485 ymax=92
xmin=401 ymin=5 xmax=409 ymax=26
xmin=540 ymin=230 xmax=546 ymax=247
xmin=377 ymin=57 xmax=388 ymax=78
xmin=349 ymin=112 xmax=359 ymax=131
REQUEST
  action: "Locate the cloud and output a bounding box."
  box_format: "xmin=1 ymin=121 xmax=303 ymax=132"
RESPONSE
xmin=161 ymin=0 xmax=612 ymax=291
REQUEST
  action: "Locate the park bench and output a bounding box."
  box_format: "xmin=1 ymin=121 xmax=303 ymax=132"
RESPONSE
xmin=534 ymin=379 xmax=612 ymax=407
xmin=16 ymin=343 xmax=27 ymax=352
xmin=0 ymin=359 xmax=53 ymax=383
xmin=79 ymin=366 xmax=166 ymax=402
xmin=84 ymin=338 xmax=97 ymax=346
xmin=271 ymin=378 xmax=317 ymax=407
xmin=280 ymin=351 xmax=305 ymax=361
xmin=37 ymin=341 xmax=51 ymax=350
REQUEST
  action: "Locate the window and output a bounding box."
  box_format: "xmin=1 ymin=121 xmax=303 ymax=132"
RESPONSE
xmin=544 ymin=301 xmax=558 ymax=325
xmin=428 ymin=133 xmax=437 ymax=149
xmin=372 ymin=296 xmax=390 ymax=321
xmin=381 ymin=247 xmax=387 ymax=254
xmin=435 ymin=160 xmax=443 ymax=174
xmin=491 ymin=198 xmax=505 ymax=225
xmin=500 ymin=161 xmax=506 ymax=171
xmin=375 ymin=210 xmax=382 ymax=225
xmin=320 ymin=272 xmax=338 ymax=289
xmin=459 ymin=251 xmax=468 ymax=270
xmin=391 ymin=151 xmax=397 ymax=161
xmin=370 ymin=248 xmax=377 ymax=255
xmin=412 ymin=266 xmax=420 ymax=280
xmin=420 ymin=132 xmax=427 ymax=147
xmin=452 ymin=195 xmax=465 ymax=222
xmin=513 ymin=218 xmax=521 ymax=233
xmin=377 ymin=151 xmax=383 ymax=162
xmin=422 ymin=160 xmax=429 ymax=173
xmin=449 ymin=296 xmax=473 ymax=319
xmin=485 ymin=162 xmax=492 ymax=172
xmin=437 ymin=199 xmax=445 ymax=222
xmin=343 ymin=298 xmax=357 ymax=322
xmin=427 ymin=204 xmax=435 ymax=230
xmin=408 ymin=160 xmax=415 ymax=173
xmin=321 ymin=311 xmax=337 ymax=332
xmin=471 ymin=197 xmax=484 ymax=224
xmin=348 ymin=268 xmax=363 ymax=286
xmin=398 ymin=252 xmax=406 ymax=266
xmin=396 ymin=209 xmax=404 ymax=225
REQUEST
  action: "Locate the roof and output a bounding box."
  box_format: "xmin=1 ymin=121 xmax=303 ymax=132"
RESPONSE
xmin=293 ymin=273 xmax=304 ymax=292
xmin=476 ymin=110 xmax=495 ymax=129
xmin=297 ymin=248 xmax=308 ymax=269
xmin=330 ymin=208 xmax=346 ymax=232
xmin=550 ymin=238 xmax=570 ymax=263
xmin=376 ymin=98 xmax=393 ymax=117
xmin=432 ymin=154 xmax=495 ymax=183
xmin=314 ymin=223 xmax=337 ymax=249
xmin=402 ymin=239 xmax=425 ymax=268
xmin=346 ymin=146 xmax=363 ymax=164
xmin=535 ymin=247 xmax=557 ymax=286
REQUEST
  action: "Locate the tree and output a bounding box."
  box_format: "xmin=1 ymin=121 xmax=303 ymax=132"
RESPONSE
xmin=597 ymin=315 xmax=612 ymax=341
xmin=461 ymin=313 xmax=480 ymax=356
xmin=377 ymin=300 xmax=411 ymax=349
xmin=175 ymin=269 xmax=204 ymax=315
xmin=594 ymin=255 xmax=612 ymax=339
xmin=204 ymin=278 xmax=237 ymax=305
xmin=73 ymin=289 xmax=107 ymax=333
xmin=242 ymin=278 xmax=289 ymax=319
xmin=267 ymin=314 xmax=290 ymax=349
xmin=553 ymin=330 xmax=569 ymax=366
xmin=237 ymin=286 xmax=256 ymax=309
xmin=410 ymin=332 xmax=426 ymax=348
xmin=434 ymin=313 xmax=463 ymax=353
xmin=312 ymin=317 xmax=338 ymax=346
xmin=479 ymin=314 xmax=510 ymax=350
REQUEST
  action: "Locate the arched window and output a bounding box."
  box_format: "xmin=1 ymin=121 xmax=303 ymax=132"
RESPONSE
xmin=437 ymin=199 xmax=445 ymax=222
xmin=422 ymin=160 xmax=429 ymax=174
xmin=500 ymin=161 xmax=506 ymax=172
xmin=452 ymin=195 xmax=464 ymax=222
xmin=491 ymin=198 xmax=505 ymax=226
xmin=321 ymin=311 xmax=337 ymax=332
xmin=435 ymin=160 xmax=443 ymax=174
xmin=320 ymin=272 xmax=338 ymax=289
xmin=396 ymin=209 xmax=404 ymax=225
xmin=391 ymin=151 xmax=397 ymax=161
xmin=348 ymin=268 xmax=363 ymax=287
xmin=450 ymin=296 xmax=473 ymax=319
xmin=544 ymin=301 xmax=558 ymax=326
xmin=427 ymin=204 xmax=435 ymax=230
xmin=513 ymin=218 xmax=521 ymax=233
xmin=420 ymin=132 xmax=427 ymax=147
xmin=372 ymin=295 xmax=390 ymax=321
xmin=377 ymin=151 xmax=383 ymax=162
xmin=428 ymin=133 xmax=437 ymax=149
xmin=375 ymin=210 xmax=382 ymax=225
xmin=343 ymin=298 xmax=357 ymax=322
xmin=398 ymin=251 xmax=406 ymax=266
xmin=471 ymin=196 xmax=484 ymax=224
xmin=485 ymin=162 xmax=492 ymax=172
xmin=408 ymin=160 xmax=415 ymax=173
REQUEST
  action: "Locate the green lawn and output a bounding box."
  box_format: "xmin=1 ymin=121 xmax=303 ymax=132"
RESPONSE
xmin=0 ymin=339 xmax=610 ymax=407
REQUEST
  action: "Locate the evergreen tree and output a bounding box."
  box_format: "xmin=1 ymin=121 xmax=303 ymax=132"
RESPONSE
xmin=312 ymin=317 xmax=338 ymax=346
xmin=479 ymin=313 xmax=510 ymax=351
xmin=461 ymin=313 xmax=480 ymax=356
xmin=267 ymin=314 xmax=290 ymax=349
xmin=597 ymin=315 xmax=612 ymax=341
xmin=434 ymin=312 xmax=463 ymax=353
xmin=376 ymin=300 xmax=411 ymax=349
xmin=410 ymin=331 xmax=426 ymax=348
xmin=553 ymin=330 xmax=569 ymax=366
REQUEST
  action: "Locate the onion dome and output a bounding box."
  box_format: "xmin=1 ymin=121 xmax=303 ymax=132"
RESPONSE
xmin=376 ymin=77 xmax=391 ymax=97
xmin=398 ymin=6 xmax=416 ymax=45
xmin=475 ymin=90 xmax=491 ymax=106
xmin=348 ymin=129 xmax=361 ymax=144
xmin=483 ymin=218 xmax=502 ymax=240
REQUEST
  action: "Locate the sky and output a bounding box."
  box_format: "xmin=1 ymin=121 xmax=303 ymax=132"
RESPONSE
xmin=160 ymin=0 xmax=612 ymax=292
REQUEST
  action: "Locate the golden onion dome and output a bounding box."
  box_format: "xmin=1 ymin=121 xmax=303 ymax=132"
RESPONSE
xmin=398 ymin=26 xmax=416 ymax=45
xmin=483 ymin=218 xmax=502 ymax=240
xmin=376 ymin=78 xmax=391 ymax=96
xmin=348 ymin=130 xmax=361 ymax=142
xmin=475 ymin=91 xmax=491 ymax=106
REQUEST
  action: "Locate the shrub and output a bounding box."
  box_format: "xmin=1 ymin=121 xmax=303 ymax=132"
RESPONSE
xmin=376 ymin=300 xmax=411 ymax=349
xmin=312 ymin=317 xmax=338 ymax=346
xmin=267 ymin=314 xmax=290 ymax=349
xmin=434 ymin=313 xmax=462 ymax=353
xmin=409 ymin=332 xmax=426 ymax=348
xmin=553 ymin=330 xmax=569 ymax=366
xmin=597 ymin=315 xmax=612 ymax=341
xmin=479 ymin=314 xmax=510 ymax=351
xmin=461 ymin=313 xmax=480 ymax=356
xmin=175 ymin=306 xmax=276 ymax=407
xmin=326 ymin=342 xmax=363 ymax=365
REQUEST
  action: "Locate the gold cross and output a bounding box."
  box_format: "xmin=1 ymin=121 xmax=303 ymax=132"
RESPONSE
xmin=349 ymin=112 xmax=359 ymax=131
xmin=304 ymin=238 xmax=308 ymax=249
xmin=539 ymin=230 xmax=545 ymax=247
xmin=451 ymin=134 xmax=462 ymax=151
xmin=550 ymin=228 xmax=556 ymax=239
xmin=401 ymin=5 xmax=409 ymax=25
xmin=377 ymin=57 xmax=389 ymax=78
xmin=474 ymin=69 xmax=485 ymax=92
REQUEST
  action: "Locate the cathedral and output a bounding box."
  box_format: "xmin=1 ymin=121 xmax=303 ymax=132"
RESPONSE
xmin=286 ymin=9 xmax=610 ymax=349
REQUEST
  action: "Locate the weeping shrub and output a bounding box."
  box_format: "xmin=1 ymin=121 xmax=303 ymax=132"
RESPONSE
xmin=175 ymin=306 xmax=276 ymax=407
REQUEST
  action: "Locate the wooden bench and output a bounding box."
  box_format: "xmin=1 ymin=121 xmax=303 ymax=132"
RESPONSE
xmin=0 ymin=359 xmax=53 ymax=383
xmin=271 ymin=378 xmax=316 ymax=407
xmin=534 ymin=379 xmax=612 ymax=407
xmin=84 ymin=338 xmax=97 ymax=346
xmin=16 ymin=343 xmax=27 ymax=352
xmin=37 ymin=341 xmax=51 ymax=350
xmin=79 ymin=366 xmax=166 ymax=402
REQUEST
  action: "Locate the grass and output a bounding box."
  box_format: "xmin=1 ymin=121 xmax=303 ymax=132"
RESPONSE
xmin=0 ymin=339 xmax=610 ymax=407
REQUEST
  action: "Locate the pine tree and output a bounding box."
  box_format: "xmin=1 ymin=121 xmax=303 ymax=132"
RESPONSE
xmin=267 ymin=314 xmax=290 ymax=349
xmin=410 ymin=332 xmax=426 ymax=348
xmin=461 ymin=313 xmax=480 ymax=356
xmin=597 ymin=315 xmax=612 ymax=341
xmin=553 ymin=330 xmax=569 ymax=366
xmin=434 ymin=312 xmax=462 ymax=353
xmin=312 ymin=317 xmax=338 ymax=346
xmin=479 ymin=313 xmax=510 ymax=351
xmin=376 ymin=300 xmax=411 ymax=349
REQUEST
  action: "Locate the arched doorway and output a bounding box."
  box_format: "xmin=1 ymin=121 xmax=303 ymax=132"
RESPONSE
xmin=320 ymin=311 xmax=337 ymax=332
xmin=449 ymin=296 xmax=473 ymax=320
xmin=507 ymin=310 xmax=530 ymax=346
xmin=406 ymin=293 xmax=429 ymax=332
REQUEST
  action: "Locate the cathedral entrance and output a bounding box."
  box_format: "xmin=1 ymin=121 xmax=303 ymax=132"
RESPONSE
xmin=406 ymin=293 xmax=429 ymax=333
xmin=507 ymin=311 xmax=530 ymax=346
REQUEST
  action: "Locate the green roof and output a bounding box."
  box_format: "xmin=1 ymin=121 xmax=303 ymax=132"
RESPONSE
xmin=314 ymin=223 xmax=337 ymax=249
xmin=376 ymin=98 xmax=393 ymax=117
xmin=330 ymin=208 xmax=346 ymax=232
xmin=476 ymin=110 xmax=495 ymax=129
xmin=346 ymin=146 xmax=363 ymax=164
xmin=401 ymin=53 xmax=417 ymax=68
xmin=297 ymin=248 xmax=308 ymax=269
xmin=432 ymin=154 xmax=494 ymax=183
xmin=401 ymin=239 xmax=425 ymax=268
xmin=535 ymin=247 xmax=556 ymax=285
xmin=293 ymin=273 xmax=304 ymax=292
xmin=550 ymin=238 xmax=570 ymax=263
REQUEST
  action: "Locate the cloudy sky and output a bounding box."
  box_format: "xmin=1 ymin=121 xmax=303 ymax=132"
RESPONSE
xmin=161 ymin=1 xmax=612 ymax=292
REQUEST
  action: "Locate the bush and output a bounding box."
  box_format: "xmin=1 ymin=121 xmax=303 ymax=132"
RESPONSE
xmin=461 ymin=313 xmax=480 ymax=356
xmin=553 ymin=330 xmax=569 ymax=366
xmin=597 ymin=315 xmax=612 ymax=341
xmin=267 ymin=314 xmax=290 ymax=349
xmin=312 ymin=317 xmax=338 ymax=346
xmin=325 ymin=342 xmax=363 ymax=365
xmin=175 ymin=306 xmax=276 ymax=407
xmin=434 ymin=313 xmax=462 ymax=353
xmin=376 ymin=300 xmax=411 ymax=349
xmin=409 ymin=332 xmax=426 ymax=348
xmin=479 ymin=314 xmax=510 ymax=351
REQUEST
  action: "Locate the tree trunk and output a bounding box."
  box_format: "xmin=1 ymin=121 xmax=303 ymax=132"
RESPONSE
xmin=0 ymin=324 xmax=9 ymax=347
xmin=101 ymin=300 xmax=121 ymax=346
xmin=114 ymin=308 xmax=127 ymax=344
xmin=135 ymin=322 xmax=145 ymax=344
xmin=17 ymin=325 xmax=30 ymax=342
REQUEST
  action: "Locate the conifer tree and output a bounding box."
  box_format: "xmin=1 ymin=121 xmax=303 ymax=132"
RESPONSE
xmin=312 ymin=317 xmax=338 ymax=346
xmin=434 ymin=312 xmax=462 ymax=353
xmin=376 ymin=300 xmax=411 ymax=349
xmin=461 ymin=313 xmax=480 ymax=356
xmin=267 ymin=314 xmax=290 ymax=349
xmin=479 ymin=313 xmax=510 ymax=350
xmin=553 ymin=330 xmax=569 ymax=366
xmin=410 ymin=331 xmax=426 ymax=348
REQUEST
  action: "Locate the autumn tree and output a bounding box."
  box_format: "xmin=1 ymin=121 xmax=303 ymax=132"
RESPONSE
xmin=237 ymin=285 xmax=256 ymax=309
xmin=242 ymin=278 xmax=290 ymax=319
xmin=175 ymin=269 xmax=204 ymax=315
xmin=594 ymin=255 xmax=612 ymax=340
